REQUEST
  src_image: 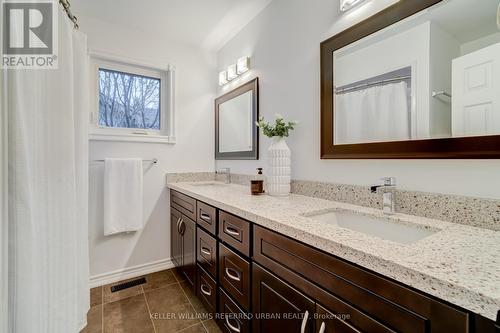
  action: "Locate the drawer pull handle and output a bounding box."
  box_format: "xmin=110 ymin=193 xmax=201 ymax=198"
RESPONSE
xmin=225 ymin=316 xmax=241 ymax=333
xmin=318 ymin=321 xmax=325 ymax=333
xmin=200 ymin=212 xmax=211 ymax=222
xmin=201 ymin=247 xmax=211 ymax=256
xmin=301 ymin=310 xmax=309 ymax=333
xmin=224 ymin=226 xmax=240 ymax=237
xmin=225 ymin=268 xmax=241 ymax=282
xmin=200 ymin=283 xmax=212 ymax=296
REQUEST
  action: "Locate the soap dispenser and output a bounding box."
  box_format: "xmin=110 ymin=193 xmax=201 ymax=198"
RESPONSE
xmin=251 ymin=168 xmax=265 ymax=195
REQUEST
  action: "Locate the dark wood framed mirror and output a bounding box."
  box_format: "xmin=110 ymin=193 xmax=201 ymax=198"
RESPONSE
xmin=215 ymin=78 xmax=259 ymax=160
xmin=320 ymin=0 xmax=500 ymax=159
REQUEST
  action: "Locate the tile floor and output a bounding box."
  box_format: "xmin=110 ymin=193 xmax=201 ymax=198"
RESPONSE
xmin=81 ymin=269 xmax=221 ymax=333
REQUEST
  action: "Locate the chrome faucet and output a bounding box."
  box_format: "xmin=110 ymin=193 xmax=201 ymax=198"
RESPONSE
xmin=216 ymin=168 xmax=231 ymax=184
xmin=370 ymin=177 xmax=396 ymax=215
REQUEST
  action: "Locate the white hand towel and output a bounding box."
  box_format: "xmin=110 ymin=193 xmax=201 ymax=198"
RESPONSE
xmin=104 ymin=158 xmax=144 ymax=236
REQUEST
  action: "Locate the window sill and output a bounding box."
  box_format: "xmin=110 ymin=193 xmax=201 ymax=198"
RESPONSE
xmin=89 ymin=132 xmax=176 ymax=144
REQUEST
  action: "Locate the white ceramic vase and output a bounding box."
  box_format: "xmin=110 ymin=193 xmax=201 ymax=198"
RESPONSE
xmin=267 ymin=136 xmax=291 ymax=196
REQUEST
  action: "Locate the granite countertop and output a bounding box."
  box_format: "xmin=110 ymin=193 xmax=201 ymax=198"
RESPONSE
xmin=167 ymin=181 xmax=500 ymax=321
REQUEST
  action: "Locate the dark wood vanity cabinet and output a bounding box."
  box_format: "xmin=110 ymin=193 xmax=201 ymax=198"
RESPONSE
xmin=253 ymin=225 xmax=470 ymax=333
xmin=181 ymin=216 xmax=197 ymax=289
xmin=170 ymin=207 xmax=183 ymax=268
xmin=170 ymin=189 xmax=497 ymax=333
xmin=170 ymin=207 xmax=197 ymax=291
xmin=252 ymin=263 xmax=315 ymax=333
xmin=170 ymin=191 xmax=197 ymax=291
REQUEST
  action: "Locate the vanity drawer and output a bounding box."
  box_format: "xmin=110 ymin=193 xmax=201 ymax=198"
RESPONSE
xmin=196 ymin=265 xmax=217 ymax=314
xmin=197 ymin=227 xmax=217 ymax=278
xmin=253 ymin=225 xmax=469 ymax=333
xmin=170 ymin=190 xmax=197 ymax=221
xmin=219 ymin=243 xmax=251 ymax=310
xmin=197 ymin=201 xmax=217 ymax=235
xmin=218 ymin=211 xmax=250 ymax=257
xmin=219 ymin=288 xmax=251 ymax=333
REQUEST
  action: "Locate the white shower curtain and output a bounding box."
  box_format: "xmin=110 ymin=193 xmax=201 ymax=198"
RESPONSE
xmin=5 ymin=9 xmax=90 ymax=333
xmin=335 ymin=81 xmax=411 ymax=144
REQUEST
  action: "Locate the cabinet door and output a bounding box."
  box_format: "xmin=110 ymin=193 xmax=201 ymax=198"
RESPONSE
xmin=171 ymin=208 xmax=183 ymax=268
xmin=253 ymin=263 xmax=315 ymax=333
xmin=316 ymin=304 xmax=363 ymax=333
xmin=181 ymin=216 xmax=197 ymax=290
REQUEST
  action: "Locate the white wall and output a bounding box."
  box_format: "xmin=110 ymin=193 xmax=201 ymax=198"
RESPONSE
xmin=461 ymin=32 xmax=500 ymax=55
xmin=429 ymin=22 xmax=459 ymax=137
xmin=82 ymin=17 xmax=216 ymax=279
xmin=215 ymin=0 xmax=500 ymax=199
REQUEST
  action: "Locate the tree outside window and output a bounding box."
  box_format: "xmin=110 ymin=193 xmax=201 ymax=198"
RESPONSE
xmin=98 ymin=68 xmax=161 ymax=130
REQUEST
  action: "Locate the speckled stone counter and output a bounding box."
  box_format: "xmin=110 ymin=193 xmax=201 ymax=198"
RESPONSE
xmin=167 ymin=181 xmax=500 ymax=321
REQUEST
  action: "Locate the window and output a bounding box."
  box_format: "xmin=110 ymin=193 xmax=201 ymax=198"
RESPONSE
xmin=90 ymin=54 xmax=175 ymax=143
xmin=99 ymin=69 xmax=161 ymax=130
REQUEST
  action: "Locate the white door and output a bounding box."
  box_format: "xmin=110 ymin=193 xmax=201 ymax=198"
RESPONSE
xmin=452 ymin=42 xmax=500 ymax=137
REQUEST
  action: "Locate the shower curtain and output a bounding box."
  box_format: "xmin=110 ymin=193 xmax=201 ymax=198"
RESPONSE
xmin=335 ymin=81 xmax=411 ymax=144
xmin=4 ymin=8 xmax=90 ymax=333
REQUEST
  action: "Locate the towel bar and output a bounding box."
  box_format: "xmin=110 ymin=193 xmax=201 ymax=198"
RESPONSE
xmin=432 ymin=90 xmax=452 ymax=98
xmin=93 ymin=158 xmax=158 ymax=164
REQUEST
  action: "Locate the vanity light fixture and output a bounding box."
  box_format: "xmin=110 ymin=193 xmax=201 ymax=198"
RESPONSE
xmin=236 ymin=56 xmax=250 ymax=74
xmin=219 ymin=56 xmax=251 ymax=86
xmin=340 ymin=0 xmax=366 ymax=12
xmin=227 ymin=64 xmax=238 ymax=81
xmin=219 ymin=71 xmax=228 ymax=86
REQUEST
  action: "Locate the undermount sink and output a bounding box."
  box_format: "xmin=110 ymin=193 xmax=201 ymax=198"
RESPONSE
xmin=305 ymin=210 xmax=439 ymax=244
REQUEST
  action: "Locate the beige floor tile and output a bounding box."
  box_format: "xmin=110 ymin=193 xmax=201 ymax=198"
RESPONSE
xmin=80 ymin=305 xmax=102 ymax=333
xmin=179 ymin=281 xmax=196 ymax=300
xmin=90 ymin=287 xmax=103 ymax=307
xmin=179 ymin=281 xmax=210 ymax=317
xmin=103 ymin=294 xmax=154 ymax=333
xmin=103 ymin=278 xmax=144 ymax=304
xmin=202 ymin=319 xmax=222 ymax=333
xmin=145 ymin=283 xmax=190 ymax=313
xmin=142 ymin=269 xmax=177 ymax=292
xmin=178 ymin=322 xmax=208 ymax=333
xmin=151 ymin=302 xmax=201 ymax=333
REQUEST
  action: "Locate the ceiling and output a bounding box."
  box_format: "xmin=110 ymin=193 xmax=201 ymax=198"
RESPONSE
xmin=71 ymin=0 xmax=273 ymax=51
xmin=427 ymin=0 xmax=499 ymax=43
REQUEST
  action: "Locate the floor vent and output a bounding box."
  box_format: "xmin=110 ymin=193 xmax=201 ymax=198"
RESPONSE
xmin=110 ymin=277 xmax=146 ymax=293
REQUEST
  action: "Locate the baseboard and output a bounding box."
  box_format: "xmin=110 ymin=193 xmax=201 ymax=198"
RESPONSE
xmin=89 ymin=258 xmax=175 ymax=288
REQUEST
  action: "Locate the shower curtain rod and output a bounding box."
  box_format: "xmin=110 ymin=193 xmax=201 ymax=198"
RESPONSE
xmin=59 ymin=0 xmax=79 ymax=29
xmin=335 ymin=75 xmax=411 ymax=94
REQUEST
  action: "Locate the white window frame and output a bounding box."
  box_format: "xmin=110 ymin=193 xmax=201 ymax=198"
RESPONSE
xmin=89 ymin=50 xmax=176 ymax=143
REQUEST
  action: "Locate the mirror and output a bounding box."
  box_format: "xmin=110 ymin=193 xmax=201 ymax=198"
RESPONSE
xmin=321 ymin=0 xmax=500 ymax=158
xmin=215 ymin=78 xmax=259 ymax=159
